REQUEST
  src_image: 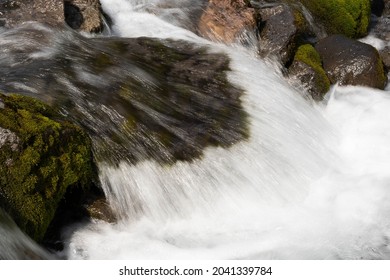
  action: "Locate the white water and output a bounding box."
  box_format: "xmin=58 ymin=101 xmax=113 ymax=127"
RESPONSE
xmin=64 ymin=0 xmax=390 ymax=259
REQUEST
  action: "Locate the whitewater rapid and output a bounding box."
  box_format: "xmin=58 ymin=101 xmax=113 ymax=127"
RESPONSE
xmin=61 ymin=0 xmax=390 ymax=259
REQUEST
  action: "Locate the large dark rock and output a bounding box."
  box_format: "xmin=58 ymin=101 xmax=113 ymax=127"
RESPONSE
xmin=0 ymin=23 xmax=249 ymax=165
xmin=298 ymin=0 xmax=371 ymax=38
xmin=258 ymin=2 xmax=310 ymax=65
xmin=0 ymin=93 xmax=96 ymax=242
xmin=315 ymin=35 xmax=387 ymax=89
xmin=64 ymin=0 xmax=103 ymax=33
xmin=288 ymin=44 xmax=330 ymax=101
xmin=0 ymin=0 xmax=64 ymax=28
xmin=198 ymin=0 xmax=257 ymax=43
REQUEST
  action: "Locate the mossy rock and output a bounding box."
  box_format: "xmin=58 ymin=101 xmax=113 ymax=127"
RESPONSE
xmin=0 ymin=93 xmax=95 ymax=242
xmin=298 ymin=0 xmax=371 ymax=38
xmin=289 ymin=44 xmax=330 ymax=100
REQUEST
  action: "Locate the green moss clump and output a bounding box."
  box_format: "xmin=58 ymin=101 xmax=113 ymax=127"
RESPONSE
xmin=298 ymin=0 xmax=371 ymax=38
xmin=293 ymin=44 xmax=330 ymax=95
xmin=0 ymin=93 xmax=95 ymax=242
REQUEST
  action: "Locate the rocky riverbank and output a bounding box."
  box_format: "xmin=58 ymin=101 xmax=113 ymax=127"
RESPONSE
xmin=1 ymin=0 xmax=390 ymax=254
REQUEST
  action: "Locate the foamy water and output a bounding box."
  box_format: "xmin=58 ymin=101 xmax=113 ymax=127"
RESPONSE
xmin=56 ymin=0 xmax=390 ymax=260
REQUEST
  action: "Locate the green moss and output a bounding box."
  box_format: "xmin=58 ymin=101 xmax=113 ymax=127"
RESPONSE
xmin=294 ymin=44 xmax=330 ymax=94
xmin=0 ymin=93 xmax=95 ymax=242
xmin=298 ymin=0 xmax=371 ymax=38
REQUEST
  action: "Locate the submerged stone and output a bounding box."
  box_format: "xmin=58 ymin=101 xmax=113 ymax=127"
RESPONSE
xmin=0 ymin=24 xmax=249 ymax=165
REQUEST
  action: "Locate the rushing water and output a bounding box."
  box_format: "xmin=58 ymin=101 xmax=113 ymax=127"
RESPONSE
xmin=2 ymin=0 xmax=390 ymax=260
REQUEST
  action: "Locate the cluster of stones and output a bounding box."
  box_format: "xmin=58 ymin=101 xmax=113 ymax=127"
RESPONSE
xmin=197 ymin=0 xmax=389 ymax=100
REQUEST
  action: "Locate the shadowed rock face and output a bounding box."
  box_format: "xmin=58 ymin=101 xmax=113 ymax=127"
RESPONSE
xmin=315 ymin=35 xmax=387 ymax=89
xmin=0 ymin=0 xmax=64 ymax=28
xmin=64 ymin=0 xmax=103 ymax=33
xmin=0 ymin=23 xmax=249 ymax=165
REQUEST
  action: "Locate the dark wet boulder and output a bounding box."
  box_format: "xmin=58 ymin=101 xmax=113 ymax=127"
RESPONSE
xmin=258 ymin=2 xmax=310 ymax=65
xmin=315 ymin=35 xmax=387 ymax=89
xmin=288 ymin=44 xmax=330 ymax=101
xmin=64 ymin=0 xmax=103 ymax=33
xmin=298 ymin=0 xmax=371 ymax=38
xmin=198 ymin=0 xmax=257 ymax=43
xmin=0 ymin=93 xmax=96 ymax=242
xmin=0 ymin=0 xmax=64 ymax=28
xmin=0 ymin=23 xmax=249 ymax=166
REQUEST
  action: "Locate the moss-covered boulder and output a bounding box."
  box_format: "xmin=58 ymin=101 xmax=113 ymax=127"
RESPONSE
xmin=0 ymin=93 xmax=95 ymax=242
xmin=288 ymin=44 xmax=330 ymax=100
xmin=298 ymin=0 xmax=371 ymax=38
xmin=315 ymin=35 xmax=388 ymax=89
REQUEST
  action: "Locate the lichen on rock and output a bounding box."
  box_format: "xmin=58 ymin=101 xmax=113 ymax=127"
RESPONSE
xmin=289 ymin=44 xmax=330 ymax=100
xmin=0 ymin=93 xmax=95 ymax=242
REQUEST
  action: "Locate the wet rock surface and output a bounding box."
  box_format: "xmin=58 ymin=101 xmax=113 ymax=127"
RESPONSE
xmin=258 ymin=2 xmax=310 ymax=65
xmin=0 ymin=0 xmax=64 ymax=28
xmin=198 ymin=0 xmax=257 ymax=43
xmin=0 ymin=23 xmax=249 ymax=165
xmin=315 ymin=35 xmax=387 ymax=89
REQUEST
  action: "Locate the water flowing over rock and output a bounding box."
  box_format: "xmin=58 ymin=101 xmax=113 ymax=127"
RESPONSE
xmin=0 ymin=23 xmax=248 ymax=165
xmin=0 ymin=209 xmax=52 ymax=259
xmin=315 ymin=35 xmax=387 ymax=89
xmin=198 ymin=0 xmax=257 ymax=43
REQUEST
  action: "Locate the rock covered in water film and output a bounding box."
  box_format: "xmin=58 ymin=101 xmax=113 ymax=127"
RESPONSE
xmin=0 ymin=24 xmax=249 ymax=165
xmin=0 ymin=93 xmax=96 ymax=242
xmin=315 ymin=35 xmax=388 ymax=89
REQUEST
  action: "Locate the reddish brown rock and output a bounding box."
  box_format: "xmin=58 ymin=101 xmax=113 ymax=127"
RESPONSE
xmin=198 ymin=0 xmax=257 ymax=43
